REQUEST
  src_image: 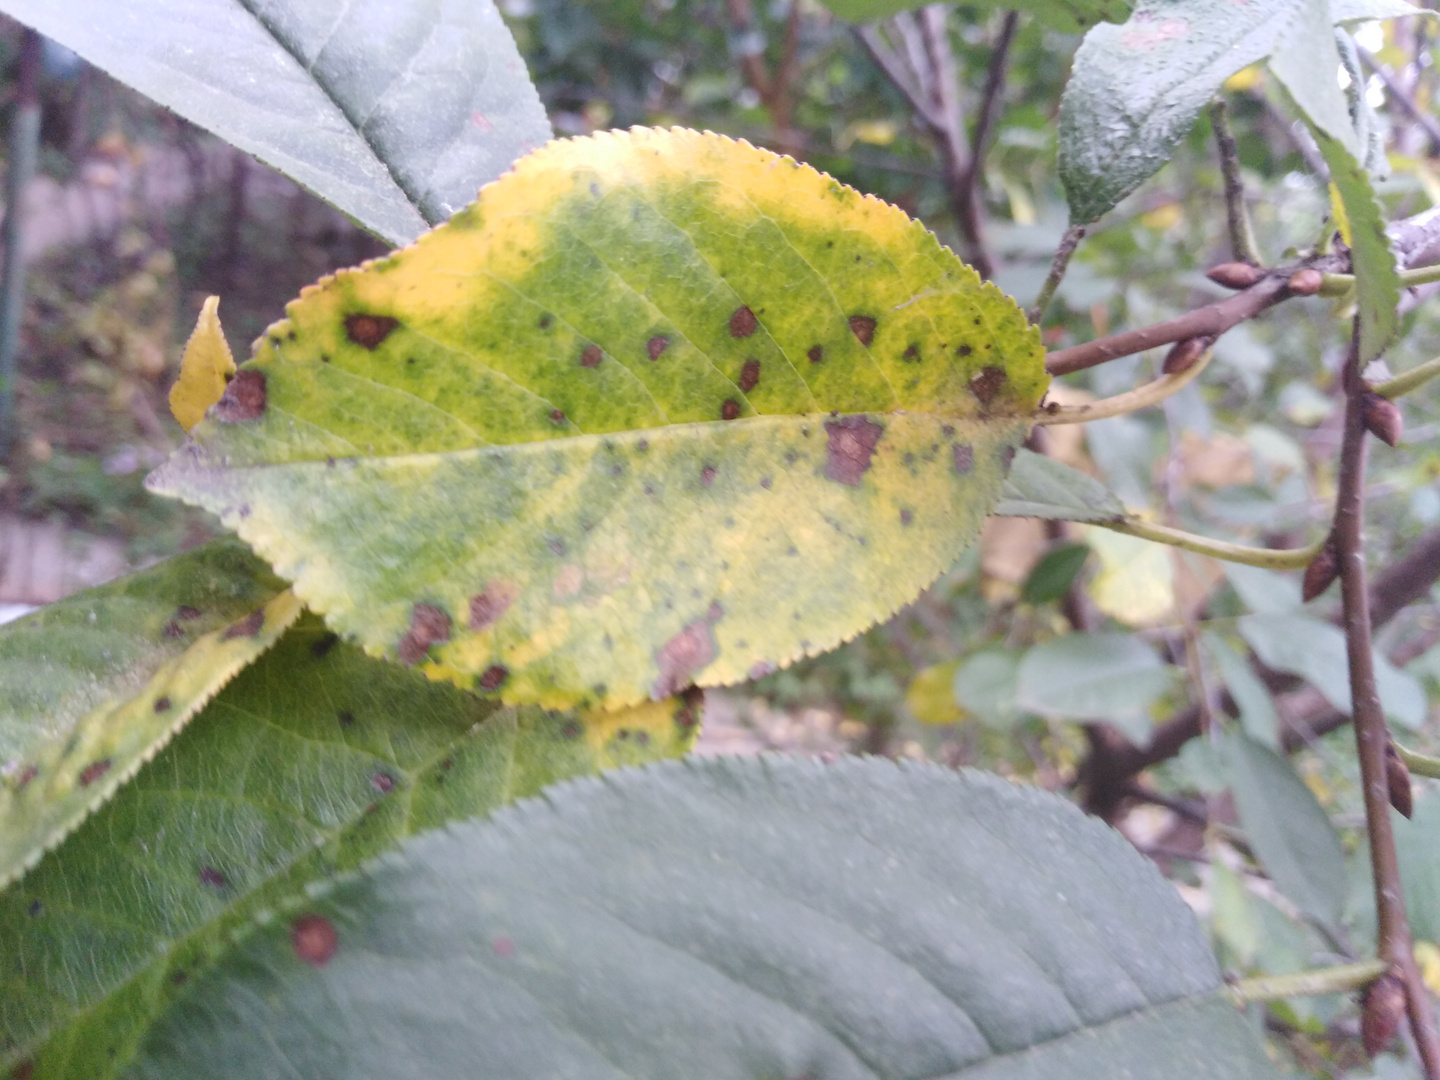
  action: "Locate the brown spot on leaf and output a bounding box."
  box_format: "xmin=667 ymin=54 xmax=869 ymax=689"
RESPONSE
xmin=154 ymin=696 xmax=171 ymax=712
xmin=738 ymin=358 xmax=760 ymax=392
xmin=953 ymin=444 xmax=974 ymax=473
xmin=27 ymin=899 xmax=41 ymax=917
xmin=580 ymin=344 xmax=603 ymax=368
xmin=824 ymin=416 xmax=884 ymax=486
xmin=729 ymin=306 xmax=758 ymax=338
xmin=900 ymin=509 xmax=913 ymax=526
xmin=291 ymin=914 xmax=339 ymax=968
xmin=371 ymin=772 xmax=395 ymax=794
xmin=163 ymin=621 xmax=183 ymax=638
xmin=902 ymin=344 xmax=920 ymax=362
xmin=654 ymin=620 xmax=718 ymax=697
xmin=807 ymin=345 xmax=823 ymax=364
xmin=550 ymin=408 xmax=565 ymax=424
xmin=646 ymin=335 xmax=669 ymax=360
xmin=721 ymin=399 xmax=740 ymax=420
xmin=561 ymin=720 xmax=583 ymax=740
xmin=701 ymin=465 xmax=716 ymax=487
xmin=16 ymin=764 xmax=38 ymax=791
xmin=469 ymin=582 xmax=519 ymax=629
xmin=10 ymin=1061 xmax=34 ymax=1080
xmin=848 ymin=315 xmax=876 ymax=346
xmin=344 ymin=313 xmax=399 ymax=350
xmin=957 ymin=344 xmax=972 ymax=357
xmin=478 ymin=664 xmax=509 ymax=691
xmin=79 ymin=759 xmax=111 ymax=786
xmin=338 ymin=710 xmax=355 ymax=727
xmin=397 ymin=603 xmax=452 ymax=666
xmin=199 ymin=866 xmax=226 ymax=888
xmin=222 ymin=609 xmax=265 ymax=640
xmin=176 ymin=605 xmax=202 ymax=621
xmin=706 ymin=601 xmax=724 ymax=622
xmin=310 ymin=632 xmax=340 ymax=658
xmin=969 ymin=367 xmax=1008 ymax=407
xmin=212 ymin=369 xmax=266 ymax=423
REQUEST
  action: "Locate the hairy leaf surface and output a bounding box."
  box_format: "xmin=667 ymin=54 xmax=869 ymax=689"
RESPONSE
xmin=0 ymin=0 xmax=551 ymax=245
xmin=149 ymin=128 xmax=1048 ymax=710
xmin=818 ymin=0 xmax=1130 ymax=33
xmin=0 ymin=540 xmax=297 ymax=889
xmin=0 ymin=617 xmax=696 ymax=1080
xmin=126 ymin=757 xmax=1282 ymax=1080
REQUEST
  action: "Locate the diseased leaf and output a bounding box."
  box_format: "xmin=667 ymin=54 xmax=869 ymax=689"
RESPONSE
xmin=169 ymin=296 xmax=235 ymax=433
xmin=820 ymin=0 xmax=1130 ymax=34
xmin=0 ymin=0 xmax=551 ymax=245
xmin=992 ymin=447 xmax=1125 ymax=522
xmin=1016 ymin=632 xmax=1175 ymax=740
xmin=1314 ymin=131 xmax=1400 ymax=363
xmin=0 ymin=541 xmax=297 ymax=889
xmin=148 ymin=128 xmax=1048 ymax=711
xmin=0 ymin=617 xmax=696 ymax=1080
xmin=1220 ymin=729 xmax=1347 ymax=927
xmin=124 ymin=757 xmax=1282 ymax=1080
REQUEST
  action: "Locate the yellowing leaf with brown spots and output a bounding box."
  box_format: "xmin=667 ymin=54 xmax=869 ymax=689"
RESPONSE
xmin=0 ymin=540 xmax=299 ymax=888
xmin=169 ymin=296 xmax=236 ymax=432
xmin=148 ymin=128 xmax=1048 ymax=710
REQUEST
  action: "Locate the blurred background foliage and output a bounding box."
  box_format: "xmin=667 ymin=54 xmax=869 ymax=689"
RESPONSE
xmin=0 ymin=1 xmax=1439 ymax=1073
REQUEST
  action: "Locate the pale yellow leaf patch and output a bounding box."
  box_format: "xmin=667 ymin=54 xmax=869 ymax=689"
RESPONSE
xmin=169 ymin=295 xmax=235 ymax=432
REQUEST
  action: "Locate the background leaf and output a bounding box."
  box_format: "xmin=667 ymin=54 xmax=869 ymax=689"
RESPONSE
xmin=0 ymin=541 xmax=295 ymax=889
xmin=1016 ymin=632 xmax=1174 ymax=740
xmin=0 ymin=0 xmax=552 ymax=244
xmin=992 ymin=448 xmax=1126 ymax=523
xmin=817 ymin=0 xmax=1131 ymax=34
xmin=1268 ymin=1 xmax=1362 ymax=159
xmin=125 ymin=757 xmax=1282 ymax=1080
xmin=148 ymin=128 xmax=1048 ymax=711
xmin=1021 ymin=542 xmax=1091 ymax=605
xmin=1202 ymin=631 xmax=1280 ymax=748
xmin=952 ymin=648 xmax=1025 ymax=729
xmin=1220 ymin=729 xmax=1348 ymax=927
xmin=0 ymin=616 xmax=696 ymax=1080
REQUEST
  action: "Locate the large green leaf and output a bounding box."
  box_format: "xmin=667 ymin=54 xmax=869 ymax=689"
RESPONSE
xmin=1016 ymin=632 xmax=1175 ymax=740
xmin=0 ymin=540 xmax=298 ymax=890
xmin=819 ymin=0 xmax=1130 ymax=34
xmin=148 ymin=128 xmax=1049 ymax=711
xmin=0 ymin=616 xmax=696 ymax=1080
xmin=1268 ymin=2 xmax=1360 ymax=159
xmin=0 ymin=0 xmax=551 ymax=245
xmin=992 ymin=447 xmax=1125 ymax=523
xmin=124 ymin=757 xmax=1282 ymax=1079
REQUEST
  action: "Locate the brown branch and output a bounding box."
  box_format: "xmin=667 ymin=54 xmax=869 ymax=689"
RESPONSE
xmin=1334 ymin=327 xmax=1440 ymax=1076
xmin=1209 ymin=99 xmax=1261 ymax=266
xmin=854 ymin=24 xmax=941 ymax=130
xmin=1359 ymin=45 xmax=1440 ymax=155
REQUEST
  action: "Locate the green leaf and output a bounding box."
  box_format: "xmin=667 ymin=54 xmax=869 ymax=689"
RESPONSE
xmin=123 ymin=757 xmax=1283 ymax=1080
xmin=1313 ymin=131 xmax=1400 ymax=364
xmin=1396 ymin=793 xmax=1440 ymax=943
xmin=1268 ymin=1 xmax=1361 ymax=158
xmin=1202 ymin=631 xmax=1280 ymax=749
xmin=147 ymin=128 xmax=1049 ymax=711
xmin=1237 ymin=612 xmax=1425 ymax=730
xmin=819 ymin=0 xmax=1130 ymax=34
xmin=1021 ymin=541 xmax=1091 ymax=604
xmin=952 ymin=648 xmax=1025 ymax=729
xmin=0 ymin=0 xmax=551 ymax=245
xmin=1016 ymin=632 xmax=1175 ymax=739
xmin=0 ymin=616 xmax=696 ymax=1080
xmin=0 ymin=540 xmax=298 ymax=890
xmin=1219 ymin=729 xmax=1347 ymax=927
xmin=1332 ymin=0 xmax=1435 ymax=24
xmin=992 ymin=448 xmax=1125 ymax=523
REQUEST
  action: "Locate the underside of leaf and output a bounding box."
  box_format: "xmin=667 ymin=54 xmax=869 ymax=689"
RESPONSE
xmin=148 ymin=127 xmax=1046 ymax=710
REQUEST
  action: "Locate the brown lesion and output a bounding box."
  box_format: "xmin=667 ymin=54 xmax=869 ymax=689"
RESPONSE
xmin=478 ymin=664 xmax=509 ymax=691
xmin=848 ymin=315 xmax=876 ymax=346
xmin=221 ymin=609 xmax=265 ymax=640
xmin=969 ymin=366 xmax=1008 ymax=407
xmin=653 ymin=619 xmax=718 ymax=698
xmin=469 ymin=582 xmax=520 ymax=630
xmin=344 ymin=314 xmax=400 ymax=350
xmin=580 ymin=344 xmax=603 ymax=368
xmin=212 ymin=370 xmax=267 ymax=423
xmin=646 ymin=335 xmax=670 ymax=360
xmin=738 ymin=358 xmax=761 ymax=392
xmin=823 ymin=415 xmax=884 ymax=486
xmin=729 ymin=306 xmax=758 ymax=338
xmin=397 ymin=603 xmax=452 ymax=665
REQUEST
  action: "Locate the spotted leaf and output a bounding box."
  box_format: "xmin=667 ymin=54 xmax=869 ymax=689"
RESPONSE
xmin=148 ymin=127 xmax=1047 ymax=710
xmin=0 ymin=540 xmax=299 ymax=889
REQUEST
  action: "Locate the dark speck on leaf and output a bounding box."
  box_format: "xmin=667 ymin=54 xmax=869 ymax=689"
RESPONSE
xmin=176 ymin=605 xmax=202 ymax=621
xmin=901 ymin=509 xmax=913 ymax=525
xmin=310 ymin=632 xmax=340 ymax=658
xmin=291 ymin=915 xmax=338 ymax=968
xmin=79 ymin=759 xmax=111 ymax=786
xmin=646 ymin=335 xmax=669 ymax=360
xmin=16 ymin=765 xmax=38 ymax=790
xmin=338 ymin=711 xmax=356 ymax=727
xmin=478 ymin=664 xmax=509 ymax=691
xmin=199 ymin=867 xmax=226 ymax=888
xmin=721 ymin=399 xmax=740 ymax=420
xmin=707 ymin=601 xmax=724 ymax=622
xmin=969 ymin=366 xmax=1007 ymax=407
xmin=561 ymin=720 xmax=583 ymax=740
xmin=848 ymin=315 xmax=876 ymax=346
xmin=957 ymin=344 xmax=972 ymax=357
xmin=739 ymin=358 xmax=760 ymax=392
xmin=902 ymin=344 xmax=919 ymax=362
xmin=344 ymin=314 xmax=399 ymax=350
xmin=163 ymin=621 xmax=182 ymax=638
xmin=27 ymin=900 xmax=42 ymax=918
xmin=397 ymin=603 xmax=451 ymax=665
xmin=807 ymin=345 xmax=823 ymax=364
xmin=941 ymin=424 xmax=955 ymax=438
xmin=539 ymin=314 xmax=553 ymax=329
xmin=550 ymin=409 xmax=565 ymax=424
xmin=824 ymin=416 xmax=884 ymax=486
xmin=637 ymin=439 xmax=648 ymax=452
xmin=470 ymin=582 xmax=518 ymax=629
xmin=222 ymin=609 xmax=265 ymax=640
xmin=154 ymin=696 xmax=171 ymax=713
xmin=653 ymin=620 xmax=718 ymax=697
xmin=371 ymin=772 xmax=395 ymax=794
xmin=212 ymin=369 xmax=266 ymax=423
xmin=953 ymin=443 xmax=974 ymax=474
xmin=701 ymin=465 xmax=716 ymax=487
xmin=548 ymin=537 xmax=566 ymax=556
xmin=580 ymin=344 xmax=603 ymax=368
xmin=760 ymin=476 xmax=772 ymax=489
xmin=1001 ymin=445 xmax=1017 ymax=468
xmin=729 ymin=306 xmax=758 ymax=338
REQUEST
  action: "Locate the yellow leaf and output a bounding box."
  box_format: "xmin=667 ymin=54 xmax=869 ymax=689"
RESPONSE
xmin=169 ymin=296 xmax=235 ymax=432
xmin=1328 ymin=182 xmax=1353 ymax=248
xmin=1085 ymin=526 xmax=1175 ymax=627
xmin=1223 ymin=64 xmax=1264 ymax=92
xmin=1417 ymin=941 xmax=1440 ymax=996
xmin=905 ymin=661 xmax=962 ymax=725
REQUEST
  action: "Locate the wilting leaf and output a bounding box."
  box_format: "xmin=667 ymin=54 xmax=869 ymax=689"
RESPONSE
xmin=148 ymin=128 xmax=1048 ymax=711
xmin=0 ymin=541 xmax=296 ymax=889
xmin=0 ymin=0 xmax=551 ymax=245
xmin=124 ymin=757 xmax=1282 ymax=1080
xmin=0 ymin=617 xmax=696 ymax=1080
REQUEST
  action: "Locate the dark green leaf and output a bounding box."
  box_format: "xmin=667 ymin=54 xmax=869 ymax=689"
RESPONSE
xmin=1220 ymin=729 xmax=1347 ymax=927
xmin=992 ymin=448 xmax=1126 ymax=523
xmin=1021 ymin=542 xmax=1091 ymax=604
xmin=0 ymin=0 xmax=551 ymax=244
xmin=126 ymin=757 xmax=1281 ymax=1079
xmin=819 ymin=0 xmax=1130 ymax=33
xmin=0 ymin=617 xmax=695 ymax=1080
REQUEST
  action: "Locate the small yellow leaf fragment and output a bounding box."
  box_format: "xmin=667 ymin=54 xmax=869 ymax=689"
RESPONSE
xmin=170 ymin=296 xmax=235 ymax=432
xmin=905 ymin=661 xmax=963 ymax=726
xmin=1328 ymin=182 xmax=1353 ymax=248
xmin=1418 ymin=941 xmax=1440 ymax=996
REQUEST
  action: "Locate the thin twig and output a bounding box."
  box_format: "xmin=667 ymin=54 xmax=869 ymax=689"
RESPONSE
xmin=854 ymin=25 xmax=940 ymax=129
xmin=1358 ymin=45 xmax=1440 ymax=155
xmin=1093 ymin=519 xmax=1325 ymax=570
xmin=1039 ymin=346 xmax=1214 ymax=423
xmin=1334 ymin=323 xmax=1440 ymax=1077
xmin=1028 ymin=225 xmax=1085 ymax=324
xmin=1229 ymin=960 xmax=1389 ymax=1005
xmin=1209 ymin=99 xmax=1262 ymax=266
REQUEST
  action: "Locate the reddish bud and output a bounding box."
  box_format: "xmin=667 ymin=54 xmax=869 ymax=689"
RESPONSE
xmin=1162 ymin=335 xmax=1214 ymax=375
xmin=1386 ymin=742 xmax=1414 ymax=819
xmin=1362 ymin=392 xmax=1404 ymax=447
xmin=1286 ymin=268 xmax=1324 ymax=296
xmin=1302 ymin=541 xmax=1339 ymax=602
xmin=1206 ymin=262 xmax=1263 ymax=290
xmin=1361 ymin=972 xmax=1406 ymax=1057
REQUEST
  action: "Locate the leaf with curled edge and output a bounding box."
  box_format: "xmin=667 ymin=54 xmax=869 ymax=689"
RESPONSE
xmin=147 ymin=127 xmax=1048 ymax=711
xmin=0 ymin=540 xmax=299 ymax=889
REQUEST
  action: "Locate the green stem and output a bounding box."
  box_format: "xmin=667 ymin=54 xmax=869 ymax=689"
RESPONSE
xmin=1397 ymin=742 xmax=1440 ymax=780
xmin=1320 ymin=262 xmax=1440 ymax=299
xmin=1227 ymin=959 xmax=1388 ymax=1005
xmin=1374 ymin=355 xmax=1440 ymax=400
xmin=1095 ymin=518 xmax=1324 ymax=569
xmin=1038 ymin=348 xmax=1213 ymax=425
